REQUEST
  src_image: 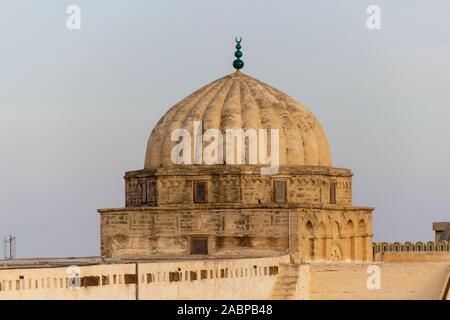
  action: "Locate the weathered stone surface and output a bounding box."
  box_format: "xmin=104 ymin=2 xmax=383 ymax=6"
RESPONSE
xmin=101 ymin=71 xmax=370 ymax=262
xmin=124 ymin=166 xmax=353 ymax=207
xmin=144 ymin=72 xmax=331 ymax=169
xmin=99 ymin=204 xmax=373 ymax=262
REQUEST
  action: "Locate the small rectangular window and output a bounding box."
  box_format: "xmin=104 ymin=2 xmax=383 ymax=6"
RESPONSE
xmin=190 ymin=271 xmax=198 ymax=281
xmin=81 ymin=276 xmax=100 ymax=287
xmin=124 ymin=274 xmax=137 ymax=284
xmin=194 ymin=181 xmax=208 ymax=203
xmin=141 ymin=182 xmax=147 ymax=204
xmin=148 ymin=178 xmax=157 ymax=206
xmin=191 ymin=237 xmax=208 ymax=255
xmin=102 ymin=275 xmax=110 ymax=285
xmin=330 ymin=181 xmax=336 ymax=204
xmin=169 ymin=272 xmax=180 ymax=282
xmin=274 ymin=180 xmax=287 ymax=203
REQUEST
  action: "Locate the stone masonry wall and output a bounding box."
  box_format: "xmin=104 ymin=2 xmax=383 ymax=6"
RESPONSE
xmin=124 ymin=166 xmax=353 ymax=207
xmin=100 ymin=205 xmax=373 ymax=262
xmin=100 ymin=208 xmax=290 ymax=258
xmin=294 ymin=207 xmax=373 ymax=263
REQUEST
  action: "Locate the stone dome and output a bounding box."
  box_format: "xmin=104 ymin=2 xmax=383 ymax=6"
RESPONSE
xmin=145 ymin=71 xmax=332 ymax=169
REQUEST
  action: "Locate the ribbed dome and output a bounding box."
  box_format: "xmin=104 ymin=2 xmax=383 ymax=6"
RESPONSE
xmin=145 ymin=71 xmax=332 ymax=169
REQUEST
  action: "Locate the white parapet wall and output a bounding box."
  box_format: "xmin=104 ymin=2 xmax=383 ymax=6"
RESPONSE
xmin=0 ymin=263 xmax=136 ymax=300
xmin=137 ymin=256 xmax=289 ymax=300
xmin=2 ymin=256 xmax=448 ymax=300
xmin=0 ymin=255 xmax=289 ymax=300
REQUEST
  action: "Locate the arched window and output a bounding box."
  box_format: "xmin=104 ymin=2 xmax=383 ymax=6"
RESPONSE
xmin=347 ymin=220 xmax=355 ymax=260
xmin=358 ymin=220 xmax=367 ymax=260
xmin=332 ymin=221 xmax=341 ymax=238
xmin=318 ymin=222 xmax=327 ymax=259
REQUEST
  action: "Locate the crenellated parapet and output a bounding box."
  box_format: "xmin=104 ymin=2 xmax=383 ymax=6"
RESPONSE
xmin=373 ymin=240 xmax=450 ymax=253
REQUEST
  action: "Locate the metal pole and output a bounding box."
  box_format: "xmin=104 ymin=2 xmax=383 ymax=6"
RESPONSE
xmin=11 ymin=236 xmax=16 ymax=260
xmin=9 ymin=235 xmax=12 ymax=259
xmin=3 ymin=237 xmax=6 ymax=260
xmin=135 ymin=263 xmax=139 ymax=300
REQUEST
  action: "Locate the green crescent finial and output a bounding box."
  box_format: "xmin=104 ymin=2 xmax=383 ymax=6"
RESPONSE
xmin=233 ymin=37 xmax=244 ymax=70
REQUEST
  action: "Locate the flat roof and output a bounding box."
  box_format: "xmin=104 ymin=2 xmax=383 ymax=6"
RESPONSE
xmin=0 ymin=253 xmax=287 ymax=270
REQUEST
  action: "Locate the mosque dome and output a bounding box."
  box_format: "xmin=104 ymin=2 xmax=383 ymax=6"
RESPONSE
xmin=144 ymin=71 xmax=332 ymax=169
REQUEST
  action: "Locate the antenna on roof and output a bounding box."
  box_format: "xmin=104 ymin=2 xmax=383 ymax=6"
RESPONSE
xmin=2 ymin=237 xmax=6 ymax=260
xmin=3 ymin=235 xmax=16 ymax=260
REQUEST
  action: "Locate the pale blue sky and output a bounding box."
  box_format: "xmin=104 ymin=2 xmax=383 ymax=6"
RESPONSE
xmin=1 ymin=0 xmax=449 ymax=258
